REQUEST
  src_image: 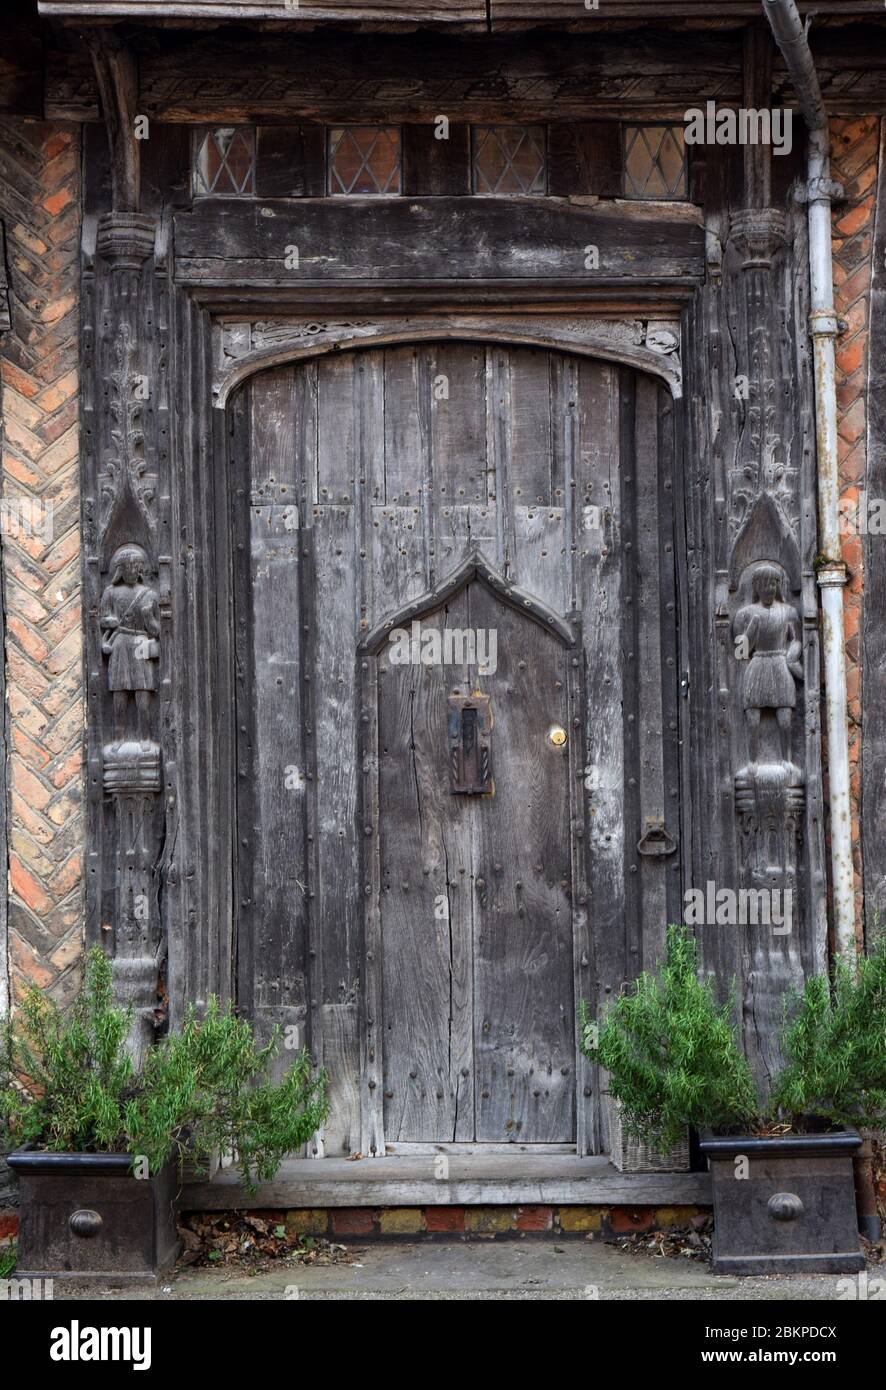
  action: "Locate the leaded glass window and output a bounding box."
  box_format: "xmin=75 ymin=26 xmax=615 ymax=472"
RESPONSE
xmin=328 ymin=126 xmax=402 ymax=195
xmin=623 ymin=125 xmax=688 ymax=200
xmin=193 ymin=127 xmax=256 ymax=198
xmin=471 ymin=125 xmax=547 ymax=196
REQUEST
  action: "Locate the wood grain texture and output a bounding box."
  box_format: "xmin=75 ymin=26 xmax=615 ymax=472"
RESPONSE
xmin=232 ymin=341 xmax=678 ymax=1153
xmin=178 ymin=1152 xmax=712 ymax=1210
xmin=174 ymin=198 xmax=705 ymax=286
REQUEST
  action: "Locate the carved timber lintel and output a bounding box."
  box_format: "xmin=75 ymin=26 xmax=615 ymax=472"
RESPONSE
xmin=213 ymin=314 xmax=683 ymax=406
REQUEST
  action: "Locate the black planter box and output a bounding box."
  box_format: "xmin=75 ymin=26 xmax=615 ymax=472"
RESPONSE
xmin=7 ymin=1150 xmax=180 ymax=1283
xmin=699 ymin=1128 xmax=865 ymax=1276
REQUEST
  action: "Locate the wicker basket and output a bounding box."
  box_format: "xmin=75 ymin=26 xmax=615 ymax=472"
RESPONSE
xmin=608 ymin=1099 xmax=690 ymax=1173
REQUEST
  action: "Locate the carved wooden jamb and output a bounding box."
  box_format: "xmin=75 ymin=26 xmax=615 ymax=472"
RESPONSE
xmin=84 ymin=31 xmax=172 ymax=1064
xmin=710 ymin=28 xmax=824 ymax=1082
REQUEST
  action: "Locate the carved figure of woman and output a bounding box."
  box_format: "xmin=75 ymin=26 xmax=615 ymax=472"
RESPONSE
xmin=732 ymin=563 xmax=803 ymax=766
xmin=100 ymin=543 xmax=160 ymax=741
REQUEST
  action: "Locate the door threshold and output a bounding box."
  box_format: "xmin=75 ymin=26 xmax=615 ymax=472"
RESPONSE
xmin=385 ymin=1142 xmax=577 ymax=1156
xmin=178 ymin=1152 xmax=712 ymax=1211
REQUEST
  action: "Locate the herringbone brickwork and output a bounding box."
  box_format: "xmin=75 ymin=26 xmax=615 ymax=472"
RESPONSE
xmin=830 ymin=115 xmax=880 ymax=931
xmin=0 ymin=120 xmax=83 ymax=1006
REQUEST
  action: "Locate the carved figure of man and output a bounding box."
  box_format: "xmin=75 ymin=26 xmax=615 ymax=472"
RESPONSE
xmin=100 ymin=543 xmax=160 ymax=741
xmin=733 ymin=563 xmax=803 ymax=766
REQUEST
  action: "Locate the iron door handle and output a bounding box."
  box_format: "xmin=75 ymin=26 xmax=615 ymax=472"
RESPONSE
xmin=637 ymin=819 xmax=677 ymax=857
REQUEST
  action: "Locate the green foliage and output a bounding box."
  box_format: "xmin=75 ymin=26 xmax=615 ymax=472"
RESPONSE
xmin=769 ymin=934 xmax=886 ymax=1130
xmin=1 ymin=947 xmax=328 ymax=1193
xmin=0 ymin=1246 xmax=16 ymax=1279
xmin=0 ymin=947 xmax=132 ymax=1154
xmin=125 ymin=999 xmax=328 ymax=1190
xmin=579 ymin=924 xmax=758 ymax=1150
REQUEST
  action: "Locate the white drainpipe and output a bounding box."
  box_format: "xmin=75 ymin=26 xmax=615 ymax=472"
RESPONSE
xmin=763 ymin=0 xmax=856 ymax=958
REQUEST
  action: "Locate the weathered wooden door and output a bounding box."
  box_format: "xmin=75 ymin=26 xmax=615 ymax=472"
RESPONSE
xmin=374 ymin=571 xmax=576 ymax=1145
xmin=231 ymin=334 xmax=682 ymax=1156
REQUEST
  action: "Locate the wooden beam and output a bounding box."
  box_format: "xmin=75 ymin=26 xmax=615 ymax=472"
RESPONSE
xmin=85 ymin=29 xmax=141 ymax=210
xmin=174 ymin=197 xmax=705 ymax=287
xmin=46 ymin=26 xmax=886 ymax=125
xmin=178 ymin=1152 xmax=713 ymax=1209
xmin=36 ymin=0 xmax=886 ymax=19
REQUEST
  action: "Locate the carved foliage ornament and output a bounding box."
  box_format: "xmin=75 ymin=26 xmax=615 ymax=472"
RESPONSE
xmin=99 ymin=325 xmax=157 ymax=555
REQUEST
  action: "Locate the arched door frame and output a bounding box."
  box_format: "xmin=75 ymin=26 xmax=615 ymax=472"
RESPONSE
xmin=224 ymin=327 xmax=685 ymax=1159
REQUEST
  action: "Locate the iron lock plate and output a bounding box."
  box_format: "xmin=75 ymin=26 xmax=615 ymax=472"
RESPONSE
xmin=448 ymin=693 xmax=492 ymax=795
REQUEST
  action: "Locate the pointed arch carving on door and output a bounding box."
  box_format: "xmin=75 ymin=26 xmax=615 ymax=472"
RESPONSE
xmin=360 ymin=548 xmax=580 ymax=656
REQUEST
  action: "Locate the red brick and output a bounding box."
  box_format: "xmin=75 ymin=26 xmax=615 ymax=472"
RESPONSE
xmin=1 ymin=120 xmax=84 ymax=1007
xmin=837 ymin=339 xmax=865 ymax=376
xmin=42 ymin=187 xmax=74 ymax=217
xmin=835 ymin=198 xmax=874 ymax=239
xmin=0 ymin=1212 xmax=20 ymax=1241
xmin=608 ymin=1207 xmax=656 ymax=1234
xmin=10 ymin=855 xmax=53 ymax=916
xmin=425 ymin=1206 xmax=465 ymax=1233
xmin=515 ymin=1205 xmax=553 ymax=1231
xmin=331 ymin=1208 xmax=376 ymax=1236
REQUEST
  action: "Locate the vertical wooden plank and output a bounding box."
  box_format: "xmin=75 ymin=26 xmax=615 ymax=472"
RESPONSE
xmin=511 ymin=350 xmax=574 ymax=615
xmin=316 ymin=353 xmax=356 ymax=503
xmin=359 ymin=647 xmax=383 ymax=1157
xmin=231 ymin=383 xmax=255 ymax=1017
xmin=250 ymin=365 xmax=297 ymax=495
xmin=511 ymin=505 xmax=568 ymax=616
xmin=402 ymin=123 xmax=470 ymax=196
xmin=294 ymin=356 xmax=318 ymax=508
xmin=656 ymin=385 xmax=684 ymax=929
xmin=370 ymin=505 xmax=427 ymax=617
xmin=383 ymin=345 xmax=425 ymax=506
xmin=311 ymin=504 xmax=361 ymax=1148
xmin=436 ymin=502 xmax=497 ymax=575
xmin=256 ymin=124 xmax=325 ymax=198
xmin=548 ymin=122 xmax=623 ymax=199
xmin=578 ymin=359 xmax=623 ymax=1154
xmin=248 ymin=369 xmax=307 ymax=1018
xmin=505 ymin=347 xmax=554 ymax=507
xmin=487 ymin=345 xmax=512 ymax=572
xmin=634 ymin=374 xmax=669 ymax=972
xmin=567 ymin=629 xmax=595 ymax=1154
xmin=430 ymin=343 xmax=487 ymax=506
xmin=619 ymin=370 xmax=643 ymax=984
xmin=140 ymin=123 xmax=191 ymax=212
